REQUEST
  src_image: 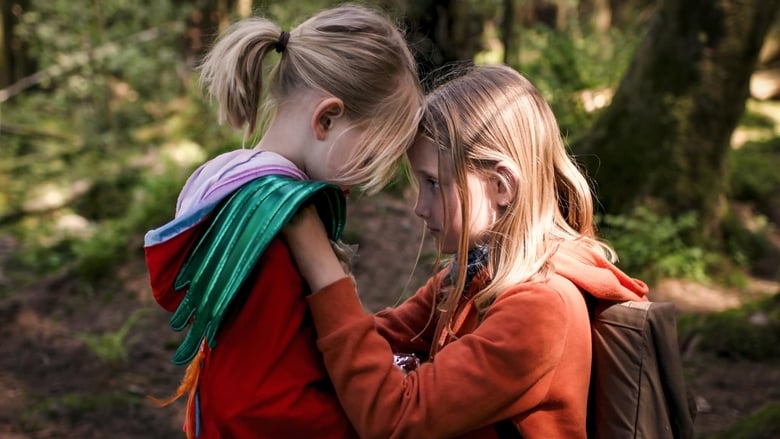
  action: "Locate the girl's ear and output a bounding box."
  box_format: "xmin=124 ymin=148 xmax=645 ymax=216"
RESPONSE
xmin=311 ymin=97 xmax=345 ymax=140
xmin=491 ymin=163 xmax=516 ymax=208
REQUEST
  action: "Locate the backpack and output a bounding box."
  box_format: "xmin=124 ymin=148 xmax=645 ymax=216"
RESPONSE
xmin=587 ymin=299 xmax=697 ymax=439
xmin=494 ymin=298 xmax=697 ymax=439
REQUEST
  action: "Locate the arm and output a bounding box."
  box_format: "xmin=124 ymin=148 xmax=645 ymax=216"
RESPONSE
xmin=284 ymin=208 xmax=575 ymax=438
xmin=307 ymin=280 xmax=573 ymax=439
xmin=284 ymin=206 xmax=436 ymax=354
xmin=373 ymin=276 xmax=441 ymax=356
xmin=282 ymin=206 xmax=350 ymax=293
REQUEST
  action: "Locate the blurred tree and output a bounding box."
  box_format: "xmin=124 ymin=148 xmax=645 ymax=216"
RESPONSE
xmin=502 ymin=0 xmax=518 ymax=66
xmin=607 ymin=0 xmax=655 ymax=29
xmin=177 ymin=0 xmax=235 ymax=65
xmin=0 ymin=0 xmax=33 ymax=88
xmin=501 ymin=0 xmax=559 ymax=67
xmin=386 ymin=0 xmax=488 ymax=88
xmin=576 ymin=0 xmax=780 ymax=243
xmin=577 ymin=0 xmax=655 ymax=31
xmin=577 ymin=0 xmax=657 ymax=32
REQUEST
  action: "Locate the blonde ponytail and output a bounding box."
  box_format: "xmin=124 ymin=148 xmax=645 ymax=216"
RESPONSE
xmin=199 ymin=18 xmax=283 ymax=135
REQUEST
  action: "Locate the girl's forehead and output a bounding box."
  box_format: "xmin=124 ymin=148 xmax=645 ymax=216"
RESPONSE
xmin=408 ymin=138 xmax=439 ymax=169
xmin=408 ymin=137 xmax=456 ymax=180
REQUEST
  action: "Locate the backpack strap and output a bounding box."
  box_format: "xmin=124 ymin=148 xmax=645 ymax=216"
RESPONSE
xmin=168 ymin=175 xmax=346 ymax=365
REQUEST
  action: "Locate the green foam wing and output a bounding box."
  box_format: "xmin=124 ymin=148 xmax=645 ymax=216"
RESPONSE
xmin=168 ymin=175 xmax=346 ymax=365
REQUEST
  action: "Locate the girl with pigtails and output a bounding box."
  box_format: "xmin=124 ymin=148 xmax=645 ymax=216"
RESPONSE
xmin=143 ymin=5 xmax=422 ymax=438
xmin=284 ymin=65 xmax=649 ymax=438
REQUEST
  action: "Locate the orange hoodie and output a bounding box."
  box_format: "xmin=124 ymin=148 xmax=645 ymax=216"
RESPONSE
xmin=306 ymin=243 xmax=648 ymax=439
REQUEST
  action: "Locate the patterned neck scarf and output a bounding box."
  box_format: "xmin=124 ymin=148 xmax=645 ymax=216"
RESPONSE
xmin=448 ymin=245 xmax=489 ymax=295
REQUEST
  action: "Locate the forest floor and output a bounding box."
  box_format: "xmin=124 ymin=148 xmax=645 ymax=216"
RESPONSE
xmin=0 ymin=190 xmax=778 ymax=438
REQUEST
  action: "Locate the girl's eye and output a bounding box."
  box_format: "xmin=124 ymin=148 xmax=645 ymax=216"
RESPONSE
xmin=427 ymin=178 xmax=439 ymax=190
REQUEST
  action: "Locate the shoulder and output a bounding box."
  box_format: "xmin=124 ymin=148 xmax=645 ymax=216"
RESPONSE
xmin=494 ymin=275 xmax=581 ymax=307
xmin=485 ymin=276 xmax=588 ymax=326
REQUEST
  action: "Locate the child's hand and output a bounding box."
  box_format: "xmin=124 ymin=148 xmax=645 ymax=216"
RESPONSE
xmin=284 ymin=206 xmax=349 ymax=293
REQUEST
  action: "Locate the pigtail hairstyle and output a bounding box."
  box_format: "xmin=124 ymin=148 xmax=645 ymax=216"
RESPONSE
xmin=420 ymin=65 xmax=615 ymax=333
xmin=199 ymin=4 xmax=423 ymax=194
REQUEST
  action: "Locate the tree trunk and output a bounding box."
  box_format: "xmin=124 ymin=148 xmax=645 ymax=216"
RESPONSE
xmin=576 ymin=0 xmax=780 ymax=242
xmin=608 ymin=0 xmax=655 ymax=28
xmin=0 ymin=0 xmax=33 ymax=89
xmin=389 ymin=0 xmax=486 ymax=88
xmin=502 ymin=0 xmax=519 ymax=67
xmin=175 ymin=0 xmax=231 ymax=66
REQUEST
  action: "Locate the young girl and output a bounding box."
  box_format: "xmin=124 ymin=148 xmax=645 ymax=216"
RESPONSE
xmin=143 ymin=5 xmax=422 ymax=438
xmin=284 ymin=65 xmax=649 ymax=438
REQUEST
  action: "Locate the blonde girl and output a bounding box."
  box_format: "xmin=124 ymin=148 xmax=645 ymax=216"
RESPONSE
xmin=284 ymin=65 xmax=648 ymax=438
xmin=144 ymin=4 xmax=422 ymax=438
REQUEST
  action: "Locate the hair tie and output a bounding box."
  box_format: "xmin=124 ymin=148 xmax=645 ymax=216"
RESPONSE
xmin=275 ymin=31 xmax=290 ymax=53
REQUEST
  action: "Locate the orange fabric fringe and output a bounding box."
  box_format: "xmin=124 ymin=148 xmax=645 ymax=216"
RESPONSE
xmin=147 ymin=343 xmax=205 ymax=439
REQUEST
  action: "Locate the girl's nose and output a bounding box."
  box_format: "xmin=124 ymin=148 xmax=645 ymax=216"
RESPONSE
xmin=414 ymin=198 xmax=427 ymax=220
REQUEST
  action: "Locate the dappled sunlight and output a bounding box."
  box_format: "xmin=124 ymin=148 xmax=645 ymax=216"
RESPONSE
xmin=22 ymin=180 xmax=91 ymax=213
xmin=750 ymin=69 xmax=780 ymax=101
xmin=160 ymin=139 xmax=206 ymax=168
xmin=731 ymin=99 xmax=780 ymax=149
xmin=138 ymin=139 xmax=205 ymax=175
xmin=577 ymin=87 xmax=614 ymax=112
xmin=54 ymin=212 xmax=93 ymax=239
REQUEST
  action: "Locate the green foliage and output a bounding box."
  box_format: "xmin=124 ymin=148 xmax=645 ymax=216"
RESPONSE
xmin=514 ymin=24 xmax=641 ymax=136
xmin=714 ymin=402 xmax=780 ymax=439
xmin=679 ymin=293 xmax=780 ymax=361
xmin=2 ymin=0 xmax=195 ymax=280
xmin=738 ymin=104 xmax=779 ymax=130
xmin=12 ymin=0 xmax=189 ymax=139
xmin=79 ymin=308 xmax=149 ymax=367
xmin=720 ymin=208 xmax=780 ymax=280
xmin=1 ymin=0 xmax=247 ymax=286
xmin=73 ymin=153 xmax=202 ymax=283
xmin=727 ymin=136 xmax=780 ymax=277
xmin=257 ymin=0 xmax=349 ymax=27
xmin=1 ymin=0 xmax=776 ymax=306
xmin=729 ymin=136 xmax=780 ymax=206
xmin=599 ymin=206 xmax=719 ymax=283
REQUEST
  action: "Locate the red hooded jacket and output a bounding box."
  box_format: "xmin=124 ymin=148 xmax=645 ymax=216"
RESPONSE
xmin=144 ymin=149 xmax=356 ymax=438
xmin=146 ymin=227 xmax=357 ymax=438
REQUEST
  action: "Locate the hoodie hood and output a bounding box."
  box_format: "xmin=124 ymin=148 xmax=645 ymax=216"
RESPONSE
xmin=552 ymin=242 xmax=648 ymax=302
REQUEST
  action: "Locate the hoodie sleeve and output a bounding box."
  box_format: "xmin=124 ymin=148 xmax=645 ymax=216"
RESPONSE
xmin=373 ymin=273 xmax=442 ymax=357
xmin=307 ymin=276 xmax=578 ymax=439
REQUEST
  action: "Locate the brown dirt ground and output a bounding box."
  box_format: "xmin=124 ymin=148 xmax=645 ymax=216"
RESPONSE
xmin=0 ymin=190 xmax=778 ymax=438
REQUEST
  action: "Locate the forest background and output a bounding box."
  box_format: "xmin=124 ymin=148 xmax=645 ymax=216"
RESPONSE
xmin=1 ymin=0 xmax=779 ymax=437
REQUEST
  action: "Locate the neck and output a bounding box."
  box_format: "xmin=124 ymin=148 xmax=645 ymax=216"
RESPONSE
xmin=255 ymin=94 xmax=314 ymax=174
xmin=255 ymin=113 xmax=307 ymax=173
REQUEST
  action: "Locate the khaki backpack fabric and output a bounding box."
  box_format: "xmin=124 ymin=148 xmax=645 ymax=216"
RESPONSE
xmin=587 ymin=300 xmax=697 ymax=439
